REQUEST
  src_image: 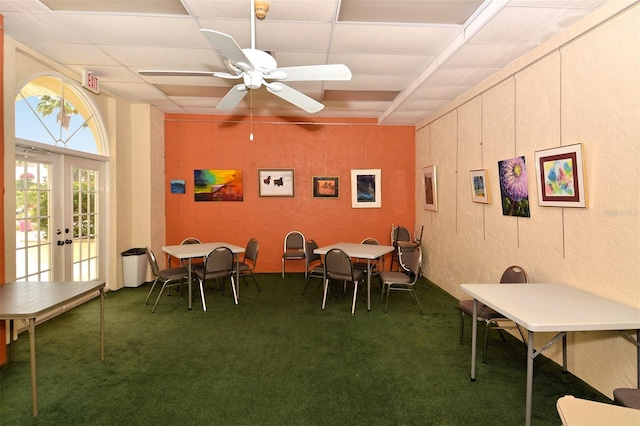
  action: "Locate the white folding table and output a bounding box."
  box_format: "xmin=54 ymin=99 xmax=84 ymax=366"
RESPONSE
xmin=556 ymin=395 xmax=640 ymax=425
xmin=0 ymin=281 xmax=105 ymax=417
xmin=461 ymin=283 xmax=640 ymax=426
xmin=314 ymin=242 xmax=394 ymax=311
xmin=162 ymin=242 xmax=245 ymax=310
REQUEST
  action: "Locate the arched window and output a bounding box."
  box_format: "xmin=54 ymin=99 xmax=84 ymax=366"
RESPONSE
xmin=15 ymin=75 xmax=106 ymax=154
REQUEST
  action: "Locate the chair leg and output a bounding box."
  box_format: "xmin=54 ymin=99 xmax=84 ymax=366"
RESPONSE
xmin=249 ymin=273 xmax=261 ymax=292
xmin=144 ymin=277 xmax=159 ymax=305
xmin=199 ymin=279 xmax=207 ymax=312
xmin=351 ymin=281 xmax=358 ymax=315
xmin=302 ymin=274 xmax=312 ymax=295
xmin=322 ymin=278 xmax=329 ymax=309
xmin=151 ymin=281 xmax=169 ymax=313
xmin=459 ymin=311 xmax=466 ymax=345
xmin=411 ymin=290 xmax=424 ymax=315
xmin=282 ymin=258 xmax=285 ymax=279
xmin=230 ymin=276 xmax=238 ymax=305
xmin=483 ymin=320 xmax=491 ymax=364
xmin=384 ymin=286 xmax=391 ymax=313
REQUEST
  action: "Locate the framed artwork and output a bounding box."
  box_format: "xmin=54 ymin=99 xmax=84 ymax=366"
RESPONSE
xmin=469 ymin=169 xmax=489 ymax=204
xmin=534 ymin=143 xmax=586 ymax=208
xmin=422 ymin=165 xmax=438 ymax=211
xmin=313 ymin=176 xmax=339 ymax=198
xmin=259 ymin=169 xmax=294 ymax=197
xmin=194 ymin=169 xmax=243 ymax=201
xmin=498 ymin=156 xmax=530 ymax=217
xmin=351 ymin=169 xmax=381 ymax=208
xmin=170 ymin=179 xmax=186 ymax=194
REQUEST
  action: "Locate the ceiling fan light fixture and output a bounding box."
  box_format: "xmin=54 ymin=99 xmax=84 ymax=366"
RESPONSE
xmin=254 ymin=0 xmax=270 ymax=20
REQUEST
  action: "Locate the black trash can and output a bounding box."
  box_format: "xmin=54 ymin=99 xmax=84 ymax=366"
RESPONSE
xmin=122 ymin=248 xmax=148 ymax=287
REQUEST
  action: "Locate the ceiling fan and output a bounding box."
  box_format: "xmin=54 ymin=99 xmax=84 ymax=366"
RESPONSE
xmin=138 ymin=0 xmax=352 ymax=114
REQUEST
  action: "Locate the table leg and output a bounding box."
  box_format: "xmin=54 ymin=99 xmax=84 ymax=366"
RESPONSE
xmin=188 ymin=258 xmax=193 ymax=310
xmin=367 ymin=259 xmax=371 ymax=311
xmin=470 ymin=299 xmax=477 ymax=382
xmin=100 ymin=288 xmax=105 ymax=361
xmin=28 ymin=318 xmax=38 ymax=417
xmin=9 ymin=319 xmax=15 ymax=361
xmin=236 ymin=255 xmax=240 ymax=302
xmin=562 ymin=333 xmax=567 ymax=372
xmin=637 ymin=330 xmax=639 ymax=387
xmin=525 ymin=331 xmax=534 ymax=426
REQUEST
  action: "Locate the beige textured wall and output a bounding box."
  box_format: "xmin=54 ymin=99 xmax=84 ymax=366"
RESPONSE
xmin=416 ymin=3 xmax=640 ymax=397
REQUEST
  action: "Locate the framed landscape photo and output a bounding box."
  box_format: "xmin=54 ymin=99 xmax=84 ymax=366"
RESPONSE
xmin=259 ymin=169 xmax=294 ymax=197
xmin=313 ymin=176 xmax=339 ymax=198
xmin=534 ymin=143 xmax=586 ymax=207
xmin=351 ymin=169 xmax=381 ymax=208
xmin=469 ymin=169 xmax=489 ymax=204
xmin=422 ymin=165 xmax=438 ymax=211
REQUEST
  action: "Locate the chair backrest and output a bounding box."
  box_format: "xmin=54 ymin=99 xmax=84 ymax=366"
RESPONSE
xmin=500 ymin=266 xmax=528 ymax=284
xmin=284 ymin=231 xmax=305 ymax=251
xmin=398 ymin=246 xmax=422 ymax=284
xmin=244 ymin=238 xmax=259 ymax=264
xmin=305 ymin=239 xmax=321 ymax=265
xmin=181 ymin=237 xmax=201 ymax=245
xmin=145 ymin=247 xmax=160 ymax=277
xmin=361 ymin=237 xmax=380 ymax=245
xmin=392 ymin=226 xmax=411 ymax=246
xmin=325 ymin=249 xmax=354 ymax=279
xmin=204 ymin=247 xmax=234 ymax=274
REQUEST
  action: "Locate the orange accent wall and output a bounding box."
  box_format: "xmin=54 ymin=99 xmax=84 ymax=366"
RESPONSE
xmin=165 ymin=114 xmax=415 ymax=273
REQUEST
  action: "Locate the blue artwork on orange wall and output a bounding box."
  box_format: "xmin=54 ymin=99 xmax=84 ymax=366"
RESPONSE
xmin=194 ymin=169 xmax=243 ymax=201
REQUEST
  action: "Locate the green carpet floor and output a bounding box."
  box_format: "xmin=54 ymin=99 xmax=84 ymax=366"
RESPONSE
xmin=0 ymin=274 xmax=609 ymax=425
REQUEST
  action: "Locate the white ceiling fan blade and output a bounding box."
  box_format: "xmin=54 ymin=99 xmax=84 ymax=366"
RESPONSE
xmin=138 ymin=70 xmax=218 ymax=77
xmin=200 ymin=29 xmax=253 ymax=71
xmin=270 ymin=64 xmax=352 ymax=82
xmin=217 ymin=84 xmax=248 ymax=110
xmin=265 ymin=83 xmax=324 ymax=113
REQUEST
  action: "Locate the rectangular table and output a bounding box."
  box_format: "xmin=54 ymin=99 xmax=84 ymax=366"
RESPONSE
xmin=162 ymin=242 xmax=245 ymax=310
xmin=0 ymin=280 xmax=105 ymax=417
xmin=460 ymin=283 xmax=640 ymax=426
xmin=556 ymin=395 xmax=640 ymax=426
xmin=314 ymin=242 xmax=394 ymax=311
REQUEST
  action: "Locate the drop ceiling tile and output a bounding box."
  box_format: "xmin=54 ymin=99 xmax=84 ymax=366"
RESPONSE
xmin=328 ymin=53 xmax=435 ymax=75
xmin=338 ymin=0 xmax=484 ymax=25
xmin=56 ymin=14 xmax=204 ymax=47
xmin=99 ymin=45 xmax=225 ymax=70
xmin=331 ymin=23 xmax=461 ymax=55
xmin=254 ymin=22 xmax=333 ymax=52
xmin=2 ymin=11 xmax=84 ymax=43
xmin=410 ymin=85 xmax=473 ymax=100
xmin=443 ymin=42 xmax=538 ymax=69
xmin=470 ymin=6 xmax=595 ymax=44
xmin=186 ymin=0 xmax=339 ymax=22
xmin=26 ymin=42 xmax=121 ymax=66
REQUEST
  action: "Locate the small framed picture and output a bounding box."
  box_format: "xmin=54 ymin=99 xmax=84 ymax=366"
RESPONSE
xmin=422 ymin=165 xmax=437 ymax=211
xmin=351 ymin=169 xmax=381 ymax=208
xmin=258 ymin=169 xmax=294 ymax=197
xmin=313 ymin=176 xmax=339 ymax=198
xmin=170 ymin=179 xmax=186 ymax=194
xmin=534 ymin=143 xmax=586 ymax=208
xmin=469 ymin=169 xmax=489 ymax=204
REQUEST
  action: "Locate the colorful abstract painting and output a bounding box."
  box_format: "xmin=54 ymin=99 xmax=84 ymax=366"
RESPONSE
xmin=498 ymin=156 xmax=530 ymax=217
xmin=194 ymin=169 xmax=243 ymax=201
xmin=534 ymin=143 xmax=586 ymax=207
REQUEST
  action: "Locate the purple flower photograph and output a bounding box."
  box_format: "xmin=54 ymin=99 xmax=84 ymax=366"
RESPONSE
xmin=498 ymin=156 xmax=530 ymax=217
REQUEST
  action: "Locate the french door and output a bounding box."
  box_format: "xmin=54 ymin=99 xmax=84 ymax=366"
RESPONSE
xmin=15 ymin=153 xmax=105 ymax=282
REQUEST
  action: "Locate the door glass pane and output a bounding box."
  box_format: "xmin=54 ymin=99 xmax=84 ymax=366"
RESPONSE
xmin=15 ymin=160 xmax=52 ymax=281
xmin=73 ymin=167 xmax=99 ymax=281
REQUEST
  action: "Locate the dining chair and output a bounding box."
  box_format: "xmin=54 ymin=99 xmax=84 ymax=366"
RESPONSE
xmin=234 ymin=238 xmax=260 ymax=292
xmin=390 ymin=225 xmax=412 ymax=271
xmin=458 ymin=265 xmax=528 ymax=364
xmin=379 ymin=246 xmax=423 ymax=314
xmin=613 ymin=388 xmax=640 ymax=409
xmin=193 ymin=246 xmax=238 ymax=312
xmin=352 ymin=237 xmax=383 ymax=288
xmin=322 ymin=248 xmax=365 ymax=315
xmin=282 ymin=231 xmax=306 ymax=278
xmin=144 ymin=247 xmax=190 ymax=313
xmin=302 ymin=239 xmax=324 ymax=295
xmin=167 ymin=237 xmax=202 ymax=268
